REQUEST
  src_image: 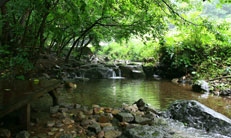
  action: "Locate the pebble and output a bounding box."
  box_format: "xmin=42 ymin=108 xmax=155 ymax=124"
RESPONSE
xmin=47 ymin=121 xmax=55 ymax=127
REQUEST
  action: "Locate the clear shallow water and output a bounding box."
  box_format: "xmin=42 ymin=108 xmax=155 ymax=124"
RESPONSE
xmin=70 ymin=79 xmax=231 ymax=118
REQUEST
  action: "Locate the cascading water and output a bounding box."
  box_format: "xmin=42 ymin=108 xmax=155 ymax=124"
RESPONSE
xmin=109 ymin=68 xmax=124 ymax=79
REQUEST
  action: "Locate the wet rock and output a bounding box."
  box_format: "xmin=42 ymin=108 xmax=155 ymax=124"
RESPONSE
xmin=134 ymin=115 xmax=152 ymax=125
xmin=100 ymin=123 xmax=113 ymax=128
xmin=59 ymin=108 xmax=68 ymax=113
xmin=55 ymin=121 xmax=64 ymax=127
xmin=116 ymin=112 xmax=134 ymax=122
xmin=47 ymin=132 xmax=54 ymax=136
xmin=88 ymin=122 xmax=101 ymax=133
xmin=106 ymin=113 xmax=113 ymax=120
xmin=167 ymin=100 xmax=231 ymax=137
xmin=134 ymin=98 xmax=147 ymax=111
xmin=104 ymin=130 xmax=122 ymax=138
xmin=59 ymin=134 xmax=72 ymax=138
xmin=119 ymin=65 xmax=145 ymax=79
xmin=50 ymin=105 xmax=59 ymax=114
xmin=103 ymin=126 xmax=115 ymax=132
xmin=81 ymin=119 xmax=93 ymax=127
xmin=111 ymin=109 xmax=121 ymax=115
xmin=98 ymin=115 xmax=110 ymax=123
xmin=146 ymin=106 xmax=162 ymax=116
xmin=192 ymin=80 xmax=209 ymax=93
xmin=0 ymin=128 xmax=11 ymax=138
xmin=220 ymin=89 xmax=231 ymax=96
xmin=153 ymin=74 xmax=162 ymax=80
xmin=62 ymin=118 xmax=74 ymax=125
xmin=97 ymin=131 xmax=104 ymax=138
xmin=47 ymin=121 xmax=55 ymax=127
xmin=76 ymin=111 xmax=86 ymax=121
xmin=123 ymin=125 xmax=171 ymax=138
xmin=16 ymin=131 xmax=30 ymax=138
xmin=84 ymin=66 xmax=114 ymax=79
xmin=122 ymin=104 xmax=138 ymax=112
xmin=171 ymin=78 xmax=179 ymax=84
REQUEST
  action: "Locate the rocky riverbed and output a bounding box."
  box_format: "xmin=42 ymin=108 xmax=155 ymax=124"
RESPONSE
xmin=1 ymin=96 xmax=231 ymax=138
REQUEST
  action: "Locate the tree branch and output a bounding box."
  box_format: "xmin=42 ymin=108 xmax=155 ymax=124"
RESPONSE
xmin=161 ymin=0 xmax=198 ymax=26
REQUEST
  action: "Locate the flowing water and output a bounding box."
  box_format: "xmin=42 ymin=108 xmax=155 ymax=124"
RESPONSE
xmin=69 ymin=79 xmax=231 ymax=118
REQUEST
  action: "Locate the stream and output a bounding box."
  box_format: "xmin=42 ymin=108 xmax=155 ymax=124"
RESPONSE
xmin=65 ymin=79 xmax=231 ymax=118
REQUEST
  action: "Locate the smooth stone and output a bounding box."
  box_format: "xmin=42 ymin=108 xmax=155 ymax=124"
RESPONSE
xmin=100 ymin=123 xmax=113 ymax=127
xmin=104 ymin=130 xmax=122 ymax=138
xmin=116 ymin=112 xmax=134 ymax=122
xmin=103 ymin=126 xmax=115 ymax=132
xmin=88 ymin=122 xmax=101 ymax=133
xmin=47 ymin=121 xmax=55 ymax=127
xmin=81 ymin=119 xmax=93 ymax=127
xmin=134 ymin=115 xmax=152 ymax=125
xmin=97 ymin=131 xmax=105 ymax=138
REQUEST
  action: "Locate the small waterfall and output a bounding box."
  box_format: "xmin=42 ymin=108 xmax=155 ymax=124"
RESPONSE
xmin=109 ymin=68 xmax=124 ymax=79
xmin=118 ymin=69 xmax=121 ymax=77
xmin=112 ymin=71 xmax=116 ymax=78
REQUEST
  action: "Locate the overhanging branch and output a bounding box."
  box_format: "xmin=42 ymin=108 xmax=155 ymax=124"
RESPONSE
xmin=161 ymin=0 xmax=198 ymax=26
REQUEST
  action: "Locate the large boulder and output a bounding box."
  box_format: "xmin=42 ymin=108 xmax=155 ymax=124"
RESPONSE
xmin=83 ymin=66 xmax=114 ymax=79
xmin=122 ymin=125 xmax=173 ymax=138
xmin=192 ymin=80 xmax=210 ymax=93
xmin=166 ymin=100 xmax=231 ymax=137
xmin=119 ymin=65 xmax=145 ymax=79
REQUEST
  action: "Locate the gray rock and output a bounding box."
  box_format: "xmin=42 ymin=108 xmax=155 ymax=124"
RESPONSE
xmin=88 ymin=122 xmax=101 ymax=133
xmin=81 ymin=119 xmax=93 ymax=127
xmin=104 ymin=130 xmax=122 ymax=138
xmin=192 ymin=80 xmax=209 ymax=93
xmin=116 ymin=112 xmax=134 ymax=122
xmin=47 ymin=121 xmax=55 ymax=127
xmin=50 ymin=105 xmax=59 ymax=114
xmin=134 ymin=98 xmax=147 ymax=111
xmin=84 ymin=66 xmax=114 ymax=79
xmin=220 ymin=89 xmax=231 ymax=96
xmin=59 ymin=134 xmax=72 ymax=138
xmin=103 ymin=126 xmax=115 ymax=132
xmin=167 ymin=100 xmax=231 ymax=137
xmin=0 ymin=128 xmax=11 ymax=138
xmin=16 ymin=131 xmax=30 ymax=138
xmin=123 ymin=125 xmax=171 ymax=138
xmin=134 ymin=115 xmax=152 ymax=125
xmin=59 ymin=108 xmax=68 ymax=113
xmin=55 ymin=122 xmax=64 ymax=128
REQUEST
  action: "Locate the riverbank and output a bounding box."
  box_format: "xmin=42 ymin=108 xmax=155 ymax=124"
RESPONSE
xmin=1 ymin=95 xmax=230 ymax=138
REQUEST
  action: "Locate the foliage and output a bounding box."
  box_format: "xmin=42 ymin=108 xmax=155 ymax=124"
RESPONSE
xmin=0 ymin=0 xmax=231 ymax=79
xmin=97 ymin=39 xmax=159 ymax=63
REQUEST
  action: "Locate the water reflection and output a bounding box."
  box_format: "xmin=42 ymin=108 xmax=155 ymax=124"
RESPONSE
xmin=72 ymin=79 xmax=231 ymax=118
